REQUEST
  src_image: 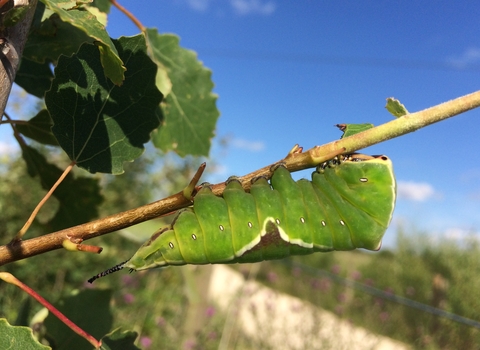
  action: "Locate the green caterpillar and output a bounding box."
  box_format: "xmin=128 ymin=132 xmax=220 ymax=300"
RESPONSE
xmin=88 ymin=154 xmax=396 ymax=283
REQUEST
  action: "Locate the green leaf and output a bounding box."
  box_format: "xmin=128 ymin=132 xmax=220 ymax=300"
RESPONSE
xmin=0 ymin=318 xmax=50 ymax=350
xmin=385 ymin=97 xmax=409 ymax=118
xmin=16 ymin=110 xmax=58 ymax=146
xmin=41 ymin=0 xmax=125 ymax=84
xmin=335 ymin=123 xmax=374 ymax=138
xmin=23 ymin=3 xmax=93 ymax=64
xmin=101 ymin=329 xmax=139 ymax=350
xmin=90 ymin=0 xmax=111 ymax=14
xmin=43 ymin=289 xmax=113 ymax=350
xmin=45 ymin=36 xmax=163 ymax=174
xmin=21 ymin=145 xmax=103 ymax=231
xmin=15 ymin=59 xmax=54 ymax=98
xmin=146 ymin=29 xmax=219 ymax=157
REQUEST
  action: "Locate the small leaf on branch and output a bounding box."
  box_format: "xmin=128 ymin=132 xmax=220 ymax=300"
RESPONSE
xmin=335 ymin=123 xmax=374 ymax=138
xmin=385 ymin=97 xmax=409 ymax=117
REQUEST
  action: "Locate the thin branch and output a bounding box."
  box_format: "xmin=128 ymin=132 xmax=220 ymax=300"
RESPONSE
xmin=0 ymin=272 xmax=102 ymax=348
xmin=13 ymin=161 xmax=76 ymax=241
xmin=0 ymin=90 xmax=479 ymax=266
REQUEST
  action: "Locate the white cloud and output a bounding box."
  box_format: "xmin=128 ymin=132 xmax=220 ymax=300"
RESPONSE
xmin=230 ymin=0 xmax=276 ymax=15
xmin=231 ymin=138 xmax=265 ymax=152
xmin=179 ymin=0 xmax=276 ymax=15
xmin=444 ymin=227 xmax=472 ymax=240
xmin=447 ymin=47 xmax=480 ymax=69
xmin=0 ymin=141 xmax=17 ymax=157
xmin=182 ymin=0 xmax=213 ymax=12
xmin=397 ymin=180 xmax=435 ymax=202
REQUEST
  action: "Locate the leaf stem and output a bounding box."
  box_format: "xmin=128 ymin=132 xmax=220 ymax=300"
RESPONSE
xmin=110 ymin=0 xmax=145 ymax=31
xmin=13 ymin=161 xmax=75 ymax=242
xmin=0 ymin=272 xmax=102 ymax=349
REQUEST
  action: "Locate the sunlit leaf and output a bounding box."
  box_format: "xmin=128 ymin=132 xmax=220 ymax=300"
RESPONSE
xmin=0 ymin=318 xmax=50 ymax=350
xmin=386 ymin=97 xmax=409 ymax=118
xmin=146 ymin=29 xmax=219 ymax=157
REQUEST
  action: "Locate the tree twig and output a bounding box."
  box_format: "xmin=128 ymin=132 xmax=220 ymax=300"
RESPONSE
xmin=0 ymin=90 xmax=479 ymax=266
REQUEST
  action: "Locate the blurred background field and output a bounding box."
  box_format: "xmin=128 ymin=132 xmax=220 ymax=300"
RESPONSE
xmin=1 ymin=151 xmax=479 ymax=349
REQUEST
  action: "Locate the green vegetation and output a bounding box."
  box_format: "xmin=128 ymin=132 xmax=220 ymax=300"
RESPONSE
xmin=254 ymin=231 xmax=480 ymax=349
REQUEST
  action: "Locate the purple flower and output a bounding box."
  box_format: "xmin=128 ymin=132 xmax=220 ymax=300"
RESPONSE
xmin=335 ymin=305 xmax=344 ymax=315
xmin=384 ymin=287 xmax=394 ymax=295
xmin=331 ymin=265 xmax=341 ymax=274
xmin=379 ymin=312 xmax=389 ymax=322
xmin=121 ymin=275 xmax=138 ymax=288
xmin=364 ymin=278 xmax=374 ymax=287
xmin=156 ymin=316 xmax=166 ymax=327
xmin=292 ymin=267 xmax=302 ymax=277
xmin=311 ymin=278 xmax=331 ymax=292
xmin=140 ymin=336 xmax=152 ymax=348
xmin=351 ymin=271 xmax=361 ymax=280
xmin=320 ymin=278 xmax=332 ymax=292
xmin=205 ymin=306 xmax=216 ymax=317
xmin=267 ymin=272 xmax=278 ymax=283
xmin=123 ymin=293 xmax=135 ymax=304
xmin=183 ymin=340 xmax=196 ymax=350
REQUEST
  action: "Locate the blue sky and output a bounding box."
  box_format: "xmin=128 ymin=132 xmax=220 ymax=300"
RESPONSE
xmin=4 ymin=1 xmax=480 ymax=248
